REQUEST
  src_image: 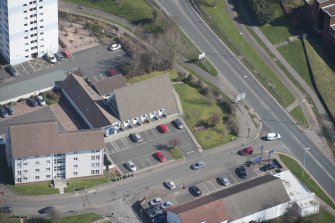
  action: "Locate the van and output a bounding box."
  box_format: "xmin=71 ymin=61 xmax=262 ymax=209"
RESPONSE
xmin=46 ymin=52 xmax=57 ymax=64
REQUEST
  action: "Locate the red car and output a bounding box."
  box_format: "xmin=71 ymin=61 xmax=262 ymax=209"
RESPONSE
xmin=62 ymin=49 xmax=72 ymax=58
xmin=157 ymin=124 xmax=169 ymax=133
xmin=238 ymin=147 xmax=253 ymax=155
xmin=156 ymin=151 xmax=166 ymax=162
xmin=107 ymin=68 xmax=121 ymax=77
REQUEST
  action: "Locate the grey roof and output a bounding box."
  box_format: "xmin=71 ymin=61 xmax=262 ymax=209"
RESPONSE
xmin=0 ymin=70 xmax=67 ymax=105
xmin=9 ymin=120 xmax=105 ymax=158
xmin=62 ymin=73 xmax=118 ymax=128
xmin=114 ymin=75 xmax=179 ymax=121
xmin=93 ymin=74 xmax=127 ymax=96
xmin=170 ymin=175 xmax=290 ymax=221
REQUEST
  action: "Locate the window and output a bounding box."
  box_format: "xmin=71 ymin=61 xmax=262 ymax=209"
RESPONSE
xmin=91 ymin=163 xmax=95 ymax=168
xmin=46 ymin=167 xmax=50 ymax=171
xmin=17 ymin=171 xmax=22 ymax=175
xmin=35 ymin=176 xmax=39 ymax=180
xmin=35 ymin=155 xmax=39 ymax=158
xmin=24 ymin=36 xmax=28 ymax=39
xmin=23 ymin=163 xmax=27 ymax=166
xmin=17 ymin=163 xmax=21 ymax=168
xmin=91 ymin=156 xmax=95 ymax=160
xmin=74 ymin=172 xmax=78 ymax=175
xmin=74 ymin=157 xmax=78 ymax=161
xmin=35 ymin=161 xmax=39 ymax=165
xmin=46 ymin=160 xmax=50 ymax=164
xmin=23 ymin=170 xmax=28 ymax=173
xmin=17 ymin=158 xmax=22 ymax=160
xmin=17 ymin=178 xmax=22 ymax=183
xmin=46 ymin=175 xmax=50 ymax=178
xmin=23 ymin=177 xmax=28 ymax=181
xmin=74 ymin=151 xmax=78 ymax=154
xmin=91 ymin=170 xmax=100 ymax=174
xmin=96 ymin=155 xmax=100 ymax=160
xmin=96 ymin=162 xmax=100 ymax=167
xmin=73 ymin=164 xmax=78 ymax=168
xmin=35 ymin=169 xmax=39 ymax=173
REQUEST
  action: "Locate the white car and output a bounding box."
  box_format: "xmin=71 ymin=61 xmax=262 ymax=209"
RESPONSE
xmin=37 ymin=95 xmax=46 ymax=106
xmin=46 ymin=52 xmax=57 ymax=64
xmin=148 ymin=197 xmax=162 ymax=206
xmin=217 ymin=176 xmax=230 ymax=186
xmin=126 ymin=160 xmax=137 ymax=172
xmin=161 ymin=201 xmax=173 ymax=210
xmin=266 ymin=133 xmax=281 ymax=141
xmin=165 ymin=180 xmax=176 ymax=190
xmin=109 ymin=43 xmax=121 ymax=51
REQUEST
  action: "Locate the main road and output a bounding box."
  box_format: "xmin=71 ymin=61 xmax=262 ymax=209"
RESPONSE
xmin=159 ymin=0 xmax=335 ymax=199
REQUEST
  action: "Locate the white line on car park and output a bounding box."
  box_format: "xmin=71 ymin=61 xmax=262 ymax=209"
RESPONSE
xmin=143 ymin=131 xmax=153 ymax=141
xmin=20 ymin=64 xmax=28 ymax=74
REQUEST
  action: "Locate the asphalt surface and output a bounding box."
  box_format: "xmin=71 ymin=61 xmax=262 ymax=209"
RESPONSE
xmin=159 ymin=0 xmax=335 ymax=199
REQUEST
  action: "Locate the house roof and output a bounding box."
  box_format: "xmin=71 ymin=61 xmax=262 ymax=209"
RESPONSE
xmin=113 ymin=75 xmax=179 ymax=121
xmin=62 ymin=73 xmax=118 ymax=128
xmin=93 ymin=74 xmax=127 ymax=96
xmin=9 ymin=120 xmax=105 ymax=158
xmin=322 ymin=4 xmax=335 ymax=16
xmin=169 ymin=175 xmax=290 ymax=222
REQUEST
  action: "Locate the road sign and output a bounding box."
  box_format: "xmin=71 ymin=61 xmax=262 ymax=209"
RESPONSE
xmin=254 ymin=156 xmax=262 ymax=164
xmin=199 ymin=52 xmax=206 ymax=60
xmin=235 ymin=93 xmax=246 ymax=102
xmin=268 ymin=149 xmax=274 ymax=164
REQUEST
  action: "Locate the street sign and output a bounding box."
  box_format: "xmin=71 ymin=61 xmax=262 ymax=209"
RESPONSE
xmin=254 ymin=156 xmax=262 ymax=164
xmin=199 ymin=52 xmax=206 ymax=60
xmin=235 ymin=93 xmax=246 ymax=102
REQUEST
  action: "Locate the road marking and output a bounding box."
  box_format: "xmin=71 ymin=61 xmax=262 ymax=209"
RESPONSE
xmin=20 ymin=63 xmax=28 ymax=74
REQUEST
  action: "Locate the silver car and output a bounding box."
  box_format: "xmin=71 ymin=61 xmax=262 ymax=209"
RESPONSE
xmin=126 ymin=161 xmax=137 ymax=172
xmin=217 ymin=176 xmax=230 ymax=186
xmin=191 ymin=161 xmax=205 ymax=170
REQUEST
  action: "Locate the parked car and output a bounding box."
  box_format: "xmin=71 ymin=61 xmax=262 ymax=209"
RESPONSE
xmin=238 ymin=147 xmax=253 ymax=155
xmin=28 ymin=98 xmax=38 ymax=107
xmin=260 ymin=163 xmax=278 ymax=172
xmin=109 ymin=43 xmax=121 ymax=51
xmin=106 ymin=68 xmax=121 ymax=77
xmin=0 ymin=107 xmax=9 ymax=118
xmin=172 ymin=118 xmax=184 ymax=129
xmin=6 ymin=65 xmax=18 ymax=77
xmin=161 ymin=201 xmax=173 ymax=210
xmin=0 ymin=206 xmax=12 ymax=213
xmin=157 ymin=124 xmax=169 ymax=133
xmin=189 ymin=185 xmax=202 ymax=197
xmin=236 ymin=166 xmax=247 ymax=179
xmin=191 ymin=161 xmax=205 ymax=170
xmin=266 ymin=133 xmax=281 ymax=141
xmin=129 ymin=133 xmax=143 ymax=143
xmin=4 ymin=105 xmax=15 ymax=115
xmin=156 ymin=151 xmax=166 ymax=162
xmin=126 ymin=160 xmax=137 ymax=172
xmin=148 ymin=197 xmax=162 ymax=206
xmin=0 ymin=135 xmax=5 ymax=144
xmin=38 ymin=206 xmax=55 ymax=214
xmin=62 ymin=49 xmax=72 ymax=58
xmin=54 ymin=52 xmax=65 ymax=61
xmin=217 ymin=176 xmax=230 ymax=186
xmin=46 ymin=51 xmax=57 ymax=63
xmin=164 ymin=180 xmax=176 ymax=190
xmin=37 ymin=95 xmax=46 ymax=106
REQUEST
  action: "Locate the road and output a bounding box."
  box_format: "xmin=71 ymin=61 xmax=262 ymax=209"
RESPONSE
xmin=158 ymin=0 xmax=335 ymax=199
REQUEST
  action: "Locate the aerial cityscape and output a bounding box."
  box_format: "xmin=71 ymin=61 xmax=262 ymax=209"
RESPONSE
xmin=0 ymin=0 xmax=334 ymax=223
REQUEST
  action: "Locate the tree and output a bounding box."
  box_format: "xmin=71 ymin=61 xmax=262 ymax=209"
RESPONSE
xmin=208 ymin=113 xmax=220 ymax=127
xmin=248 ymin=0 xmax=274 ymax=25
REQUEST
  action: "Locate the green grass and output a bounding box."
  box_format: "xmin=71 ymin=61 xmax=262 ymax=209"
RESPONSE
xmin=59 ymin=213 xmax=102 ymax=223
xmin=279 ymin=154 xmax=335 ymax=209
xmin=290 ymin=105 xmax=308 ymax=128
xmin=126 ymin=70 xmax=178 ymax=84
xmin=64 ymin=176 xmax=109 ymax=193
xmin=168 ymin=147 xmax=183 ymax=160
xmin=175 ymin=83 xmax=235 ymax=149
xmin=8 ymin=182 xmax=59 ymax=195
xmin=198 ymin=0 xmax=294 ymax=107
xmin=271 ymin=207 xmax=335 ymax=223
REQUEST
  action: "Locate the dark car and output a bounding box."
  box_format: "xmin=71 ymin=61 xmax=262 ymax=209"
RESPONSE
xmin=0 ymin=206 xmax=12 ymax=213
xmin=5 ymin=105 xmax=15 ymax=115
xmin=38 ymin=206 xmax=55 ymax=214
xmin=173 ymin=119 xmax=184 ymax=129
xmin=6 ymin=65 xmax=18 ymax=77
xmin=238 ymin=147 xmax=253 ymax=155
xmin=28 ymin=98 xmax=38 ymax=107
xmin=54 ymin=52 xmax=65 ymax=61
xmin=129 ymin=133 xmax=143 ymax=143
xmin=189 ymin=185 xmax=202 ymax=197
xmin=0 ymin=107 xmax=9 ymax=118
xmin=236 ymin=166 xmax=247 ymax=179
xmin=260 ymin=163 xmax=278 ymax=172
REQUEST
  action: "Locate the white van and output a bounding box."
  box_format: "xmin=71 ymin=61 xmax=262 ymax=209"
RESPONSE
xmin=266 ymin=133 xmax=281 ymax=141
xmin=46 ymin=52 xmax=57 ymax=64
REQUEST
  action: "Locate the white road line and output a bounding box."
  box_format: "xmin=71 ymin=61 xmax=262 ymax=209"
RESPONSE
xmin=20 ymin=63 xmax=28 ymax=74
xmin=201 ymin=182 xmax=211 ymax=194
xmin=145 ymin=155 xmax=153 ymax=166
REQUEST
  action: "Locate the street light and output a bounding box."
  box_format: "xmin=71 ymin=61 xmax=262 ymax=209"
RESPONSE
xmin=66 ymin=10 xmax=69 ymax=22
xmin=302 ymin=99 xmax=307 ymax=128
xmin=241 ymin=75 xmax=247 ymax=94
xmin=240 ymin=32 xmax=244 ymax=59
xmin=302 ymin=147 xmax=310 ymax=176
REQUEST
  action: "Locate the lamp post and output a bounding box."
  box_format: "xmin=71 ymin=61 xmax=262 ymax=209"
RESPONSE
xmin=302 ymin=99 xmax=307 ymax=128
xmin=66 ymin=10 xmax=69 ymax=22
xmin=302 ymin=147 xmax=310 ymax=176
xmin=241 ymin=75 xmax=247 ymax=94
xmin=240 ymin=32 xmax=244 ymax=59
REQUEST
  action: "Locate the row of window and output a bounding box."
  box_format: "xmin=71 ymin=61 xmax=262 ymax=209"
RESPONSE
xmin=17 ymin=175 xmax=50 ymax=182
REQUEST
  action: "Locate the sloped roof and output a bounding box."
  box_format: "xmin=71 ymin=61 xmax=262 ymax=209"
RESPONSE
xmin=93 ymin=74 xmax=127 ymax=96
xmin=62 ymin=73 xmax=118 ymax=128
xmin=169 ymin=175 xmax=290 ymax=222
xmin=9 ymin=121 xmax=105 ymax=158
xmin=113 ymin=75 xmax=179 ymax=121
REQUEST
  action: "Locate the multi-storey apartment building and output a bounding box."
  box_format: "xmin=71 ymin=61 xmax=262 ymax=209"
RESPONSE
xmin=5 ymin=120 xmax=105 ymax=184
xmin=0 ymin=0 xmax=58 ymax=65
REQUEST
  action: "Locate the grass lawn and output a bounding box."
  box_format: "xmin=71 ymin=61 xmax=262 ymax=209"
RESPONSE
xmin=175 ymin=83 xmax=235 ymax=149
xmin=8 ymin=182 xmax=59 ymax=195
xmin=65 ymin=176 xmax=109 ymax=193
xmin=198 ymin=0 xmax=294 ymax=107
xmin=58 ymin=213 xmax=102 ymax=223
xmin=290 ymin=105 xmax=308 ymax=128
xmin=279 ymin=154 xmax=335 ymax=209
xmin=126 ymin=70 xmax=178 ymax=84
xmin=168 ymin=147 xmax=183 ymax=160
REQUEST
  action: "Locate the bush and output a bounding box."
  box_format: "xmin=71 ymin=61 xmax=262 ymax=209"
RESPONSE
xmin=248 ymin=0 xmax=274 ymax=25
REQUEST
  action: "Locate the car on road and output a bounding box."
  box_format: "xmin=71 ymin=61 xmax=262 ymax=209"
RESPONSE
xmin=126 ymin=160 xmax=137 ymax=172
xmin=191 ymin=161 xmax=205 ymax=170
xmin=5 ymin=105 xmax=15 ymax=115
xmin=109 ymin=43 xmax=121 ymax=51
xmin=189 ymin=185 xmax=202 ymax=197
xmin=266 ymin=133 xmax=281 ymax=141
xmin=129 ymin=133 xmax=143 ymax=143
xmin=161 ymin=201 xmax=173 ymax=210
xmin=164 ymin=180 xmax=176 ymax=190
xmin=260 ymin=163 xmax=278 ymax=172
xmin=0 ymin=107 xmax=9 ymax=118
xmin=238 ymin=147 xmax=253 ymax=155
xmin=28 ymin=98 xmax=38 ymax=107
xmin=0 ymin=206 xmax=12 ymax=213
xmin=157 ymin=124 xmax=169 ymax=133
xmin=156 ymin=151 xmax=166 ymax=162
xmin=217 ymin=176 xmax=230 ymax=186
xmin=173 ymin=119 xmax=184 ymax=129
xmin=6 ymin=65 xmax=18 ymax=77
xmin=38 ymin=206 xmax=55 ymax=214
xmin=236 ymin=166 xmax=247 ymax=179
xmin=37 ymin=95 xmax=46 ymax=106
xmin=62 ymin=49 xmax=72 ymax=58
xmin=148 ymin=197 xmax=162 ymax=206
xmin=54 ymin=52 xmax=65 ymax=61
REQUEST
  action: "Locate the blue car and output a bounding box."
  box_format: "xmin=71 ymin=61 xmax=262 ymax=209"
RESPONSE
xmin=28 ymin=98 xmax=38 ymax=107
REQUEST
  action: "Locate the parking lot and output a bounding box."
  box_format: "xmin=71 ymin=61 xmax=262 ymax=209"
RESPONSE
xmin=105 ymin=123 xmax=199 ymax=174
